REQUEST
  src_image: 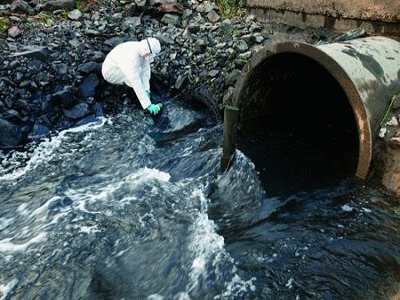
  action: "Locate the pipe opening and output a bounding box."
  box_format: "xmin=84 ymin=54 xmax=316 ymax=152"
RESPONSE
xmin=237 ymin=53 xmax=360 ymax=195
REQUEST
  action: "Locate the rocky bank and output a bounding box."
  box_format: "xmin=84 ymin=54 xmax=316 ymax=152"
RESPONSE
xmin=0 ymin=0 xmax=340 ymax=151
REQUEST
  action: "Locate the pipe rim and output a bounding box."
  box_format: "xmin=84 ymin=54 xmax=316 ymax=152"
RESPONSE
xmin=234 ymin=41 xmax=372 ymax=179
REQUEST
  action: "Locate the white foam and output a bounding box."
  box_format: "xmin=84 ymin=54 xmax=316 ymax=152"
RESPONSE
xmin=0 ymin=232 xmax=47 ymax=253
xmin=0 ymin=279 xmax=18 ymax=300
xmin=64 ymin=167 xmax=171 ymax=213
xmin=0 ymin=117 xmax=106 ymax=182
xmin=187 ymin=189 xmax=225 ymax=290
xmin=187 ymin=188 xmax=257 ymax=298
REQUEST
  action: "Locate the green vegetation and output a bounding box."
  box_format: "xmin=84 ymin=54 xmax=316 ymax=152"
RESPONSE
xmin=0 ymin=18 xmax=8 ymax=33
xmin=381 ymin=92 xmax=400 ymax=125
xmin=214 ymin=0 xmax=243 ymax=18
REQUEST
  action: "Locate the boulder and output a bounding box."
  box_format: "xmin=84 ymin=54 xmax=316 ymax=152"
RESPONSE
xmin=64 ymin=103 xmax=90 ymax=120
xmin=28 ymin=124 xmax=51 ymax=140
xmin=10 ymin=0 xmax=34 ymax=14
xmin=53 ymin=86 xmax=78 ymax=109
xmin=38 ymin=0 xmax=75 ymax=11
xmin=0 ymin=118 xmax=23 ymax=147
xmin=79 ymin=74 xmax=99 ymax=98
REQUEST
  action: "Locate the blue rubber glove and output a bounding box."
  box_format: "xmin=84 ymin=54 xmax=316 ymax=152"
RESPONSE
xmin=146 ymin=103 xmax=162 ymax=115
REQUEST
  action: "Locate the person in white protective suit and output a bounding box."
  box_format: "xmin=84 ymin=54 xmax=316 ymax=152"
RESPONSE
xmin=102 ymin=38 xmax=162 ymax=115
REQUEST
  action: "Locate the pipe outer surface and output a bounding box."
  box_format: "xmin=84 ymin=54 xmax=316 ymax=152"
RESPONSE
xmin=226 ymin=36 xmax=400 ymax=179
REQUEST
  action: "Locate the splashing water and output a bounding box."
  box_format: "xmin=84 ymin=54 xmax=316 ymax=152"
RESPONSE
xmin=0 ymin=102 xmax=400 ymax=300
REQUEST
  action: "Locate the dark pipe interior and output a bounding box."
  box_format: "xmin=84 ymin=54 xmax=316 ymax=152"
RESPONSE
xmin=237 ymin=53 xmax=360 ymax=196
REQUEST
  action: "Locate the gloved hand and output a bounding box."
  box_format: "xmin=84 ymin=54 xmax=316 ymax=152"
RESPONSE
xmin=146 ymin=90 xmax=151 ymax=98
xmin=146 ymin=103 xmax=162 ymax=115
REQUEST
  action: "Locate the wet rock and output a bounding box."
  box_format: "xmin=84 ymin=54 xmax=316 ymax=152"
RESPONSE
xmin=79 ymin=74 xmax=99 ymax=98
xmin=76 ymin=115 xmax=98 ymax=126
xmin=53 ymin=86 xmax=77 ymax=109
xmin=93 ymin=102 xmax=103 ymax=117
xmin=0 ymin=118 xmax=23 ymax=147
xmin=28 ymin=124 xmax=51 ymax=139
xmin=64 ymin=103 xmax=90 ymax=120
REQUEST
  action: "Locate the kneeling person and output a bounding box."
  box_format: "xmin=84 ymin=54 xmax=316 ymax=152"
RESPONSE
xmin=102 ymin=38 xmax=162 ymax=115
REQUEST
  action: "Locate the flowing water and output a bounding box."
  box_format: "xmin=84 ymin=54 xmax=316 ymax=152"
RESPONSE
xmin=1 ymin=98 xmax=400 ymax=300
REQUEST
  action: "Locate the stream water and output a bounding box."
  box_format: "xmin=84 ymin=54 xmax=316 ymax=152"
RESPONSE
xmin=1 ymin=97 xmax=400 ymax=300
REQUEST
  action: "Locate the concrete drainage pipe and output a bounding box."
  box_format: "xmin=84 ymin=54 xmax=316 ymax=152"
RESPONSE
xmin=221 ymin=36 xmax=400 ymax=185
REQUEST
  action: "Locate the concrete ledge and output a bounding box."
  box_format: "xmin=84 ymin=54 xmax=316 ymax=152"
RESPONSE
xmin=247 ymin=0 xmax=400 ymax=36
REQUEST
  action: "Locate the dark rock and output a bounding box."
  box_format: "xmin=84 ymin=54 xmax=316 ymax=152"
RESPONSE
xmin=161 ymin=14 xmax=181 ymax=26
xmin=54 ymin=62 xmax=68 ymax=75
xmin=78 ymin=61 xmax=98 ymax=74
xmin=104 ymin=37 xmax=125 ymax=48
xmin=50 ymin=197 xmax=73 ymax=210
xmin=28 ymin=59 xmax=43 ymax=71
xmin=28 ymin=124 xmax=51 ymax=139
xmin=234 ymin=40 xmax=248 ymax=52
xmin=10 ymin=0 xmax=34 ymax=14
xmin=11 ymin=46 xmax=49 ymax=61
xmin=225 ymin=69 xmax=241 ymax=85
xmin=174 ymin=74 xmax=187 ymax=90
xmin=76 ymin=115 xmax=98 ymax=126
xmin=93 ymin=102 xmax=103 ymax=117
xmin=0 ymin=118 xmax=23 ymax=147
xmin=38 ymin=0 xmax=75 ymax=12
xmin=121 ymin=17 xmax=141 ymax=31
xmin=193 ymin=39 xmax=207 ymax=54
xmin=155 ymin=33 xmax=174 ymax=46
xmin=92 ymin=51 xmax=105 ymax=63
xmin=79 ymin=74 xmax=99 ymax=98
xmin=64 ymin=103 xmax=90 ymax=120
xmin=53 ymin=86 xmax=78 ymax=109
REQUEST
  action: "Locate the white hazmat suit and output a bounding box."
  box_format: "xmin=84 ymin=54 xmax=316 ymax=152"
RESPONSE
xmin=101 ymin=38 xmax=161 ymax=110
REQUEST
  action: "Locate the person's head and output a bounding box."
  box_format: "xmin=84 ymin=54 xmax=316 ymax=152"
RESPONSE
xmin=140 ymin=38 xmax=161 ymax=61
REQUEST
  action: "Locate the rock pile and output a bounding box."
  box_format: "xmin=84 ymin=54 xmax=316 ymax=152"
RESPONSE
xmin=0 ymin=0 xmax=336 ymax=149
